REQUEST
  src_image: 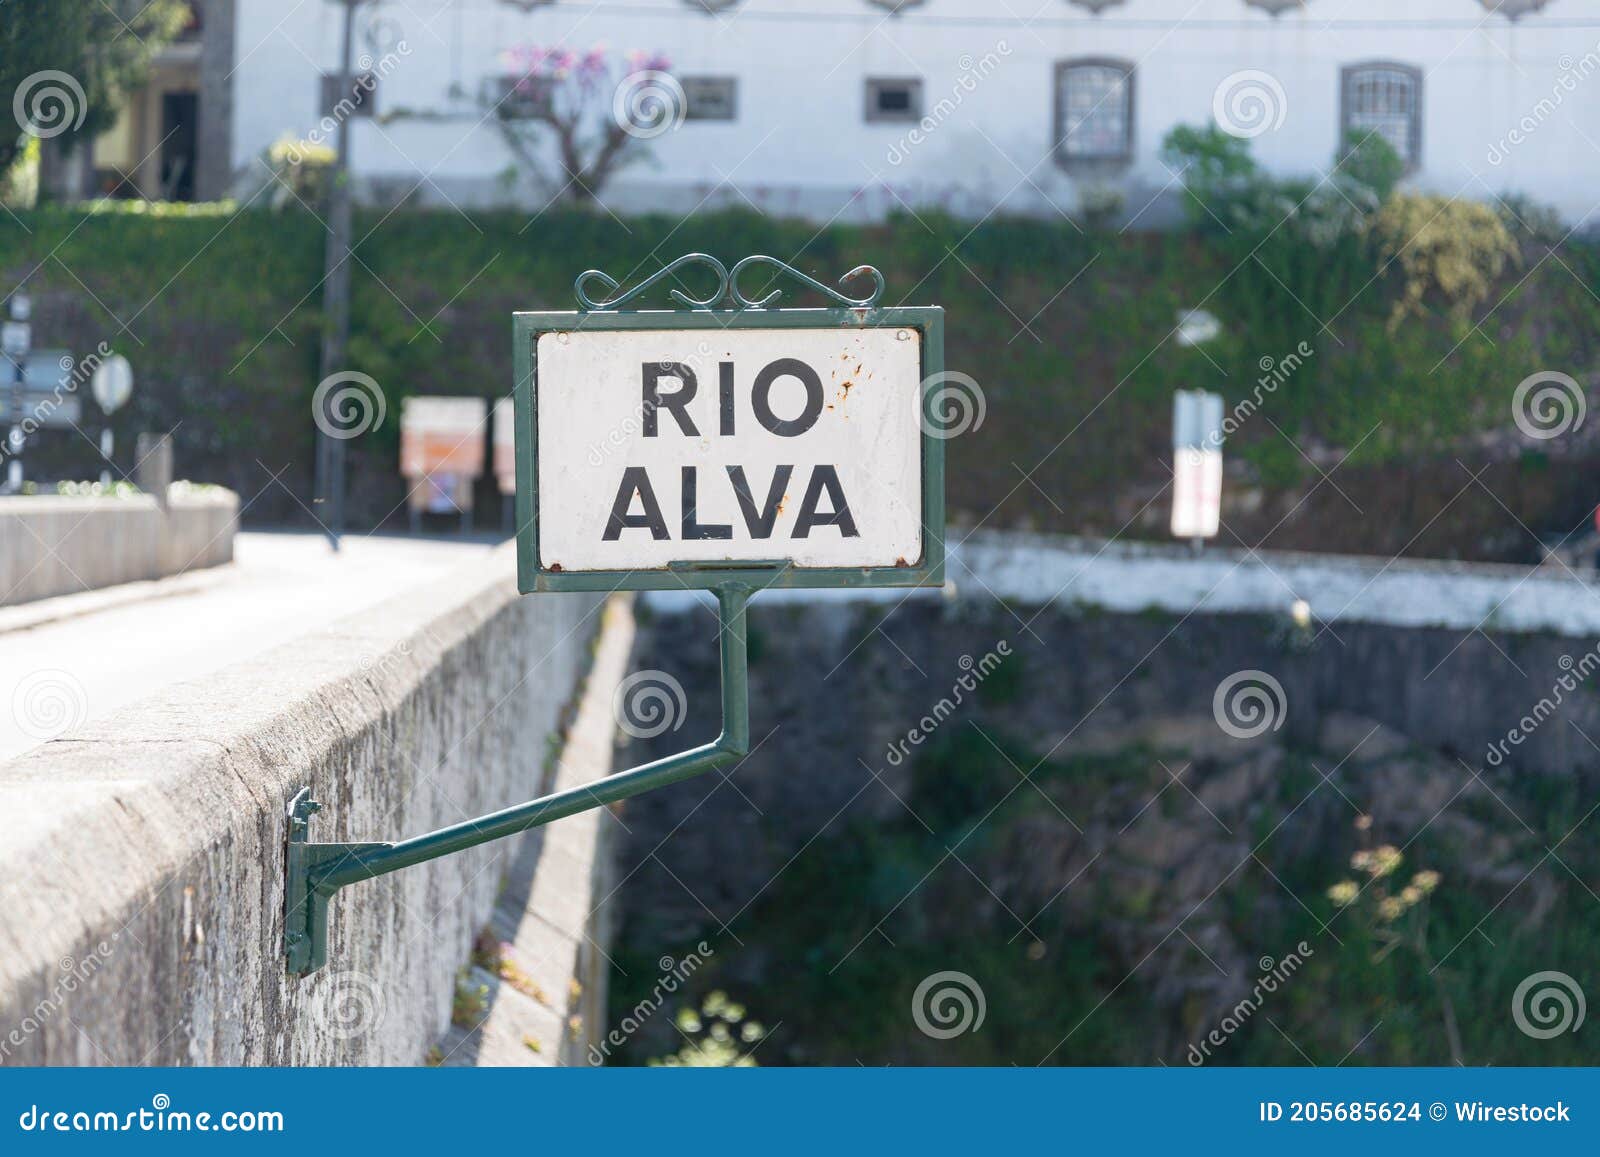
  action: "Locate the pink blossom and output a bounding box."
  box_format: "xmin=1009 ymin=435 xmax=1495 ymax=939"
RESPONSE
xmin=624 ymin=49 xmax=672 ymax=75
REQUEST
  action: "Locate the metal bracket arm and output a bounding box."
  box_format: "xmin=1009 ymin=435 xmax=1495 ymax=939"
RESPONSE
xmin=285 ymin=585 xmax=752 ymax=976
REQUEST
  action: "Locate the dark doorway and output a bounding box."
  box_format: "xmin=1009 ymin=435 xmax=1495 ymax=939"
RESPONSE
xmin=160 ymin=91 xmax=199 ymax=201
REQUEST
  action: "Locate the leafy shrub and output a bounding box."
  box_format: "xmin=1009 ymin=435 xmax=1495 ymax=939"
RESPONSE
xmin=1496 ymin=193 xmax=1567 ymax=247
xmin=1371 ymin=193 xmax=1520 ymax=327
xmin=1159 ymin=123 xmax=1258 ymax=228
xmin=1337 ymin=129 xmax=1405 ymax=202
xmin=1164 ymin=122 xmax=1387 ymax=247
xmin=1076 ymin=183 xmax=1125 ymax=231
xmin=258 ymin=137 xmax=335 ymax=210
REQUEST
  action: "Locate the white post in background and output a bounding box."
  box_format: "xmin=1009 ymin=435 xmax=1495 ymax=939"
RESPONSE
xmin=1171 ymin=389 xmax=1224 ymax=551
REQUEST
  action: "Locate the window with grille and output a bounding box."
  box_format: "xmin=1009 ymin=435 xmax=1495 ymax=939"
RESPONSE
xmin=487 ymin=75 xmax=553 ymax=120
xmin=1341 ymin=63 xmax=1422 ymax=168
xmin=1056 ymin=59 xmax=1134 ymax=165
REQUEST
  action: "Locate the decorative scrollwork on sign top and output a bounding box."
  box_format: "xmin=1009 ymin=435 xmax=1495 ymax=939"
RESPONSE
xmin=573 ymin=253 xmax=886 ymax=311
xmin=729 ymin=256 xmax=885 ymax=310
xmin=574 ymin=253 xmax=730 ymax=311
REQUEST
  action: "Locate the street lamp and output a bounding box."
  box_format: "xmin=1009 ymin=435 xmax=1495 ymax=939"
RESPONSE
xmin=91 ymin=354 xmax=135 ymax=489
xmin=314 ymin=0 xmax=371 ymax=551
xmin=2 ymin=288 xmax=33 ymax=494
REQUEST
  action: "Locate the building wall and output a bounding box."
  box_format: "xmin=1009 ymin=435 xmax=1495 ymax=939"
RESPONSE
xmin=228 ymin=0 xmax=1598 ymax=223
xmin=196 ymin=0 xmax=238 ymax=202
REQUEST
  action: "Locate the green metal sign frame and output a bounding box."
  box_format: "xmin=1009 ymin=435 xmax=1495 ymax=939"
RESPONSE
xmin=284 ymin=255 xmax=946 ymax=977
xmin=513 ymin=257 xmax=945 ymax=594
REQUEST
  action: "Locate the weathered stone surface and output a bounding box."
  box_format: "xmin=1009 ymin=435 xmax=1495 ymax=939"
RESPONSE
xmin=613 ymin=596 xmax=1582 ymax=1056
xmin=0 ymin=543 xmax=604 ymax=1065
xmin=441 ymin=598 xmax=632 ymax=1069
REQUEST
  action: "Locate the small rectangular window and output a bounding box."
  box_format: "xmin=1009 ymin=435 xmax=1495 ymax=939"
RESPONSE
xmin=320 ymin=72 xmax=378 ymax=119
xmin=682 ymin=76 xmax=738 ymax=122
xmin=865 ymin=78 xmax=923 ymax=124
xmin=487 ymin=74 xmax=553 ymax=120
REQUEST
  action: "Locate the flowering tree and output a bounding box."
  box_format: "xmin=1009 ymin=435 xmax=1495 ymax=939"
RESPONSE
xmin=494 ymin=44 xmax=678 ymax=205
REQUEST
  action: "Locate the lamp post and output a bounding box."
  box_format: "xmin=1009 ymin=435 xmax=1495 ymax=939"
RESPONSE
xmin=2 ymin=288 xmax=33 ymax=494
xmin=92 ymin=355 xmax=135 ymax=488
xmin=315 ymin=0 xmax=368 ymax=552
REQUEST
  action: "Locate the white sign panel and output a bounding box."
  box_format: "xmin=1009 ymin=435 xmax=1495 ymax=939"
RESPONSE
xmin=1171 ymin=448 xmax=1222 ymax=539
xmin=536 ymin=327 xmax=923 ymax=573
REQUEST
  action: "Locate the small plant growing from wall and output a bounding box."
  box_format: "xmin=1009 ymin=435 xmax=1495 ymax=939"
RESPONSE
xmin=648 ymin=991 xmax=767 ymax=1067
xmin=492 ymin=44 xmax=679 ymax=206
xmin=1328 ymin=816 xmax=1460 ymax=1063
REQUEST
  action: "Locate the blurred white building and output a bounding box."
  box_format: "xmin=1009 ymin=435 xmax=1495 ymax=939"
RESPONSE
xmin=94 ymin=0 xmax=1600 ymax=225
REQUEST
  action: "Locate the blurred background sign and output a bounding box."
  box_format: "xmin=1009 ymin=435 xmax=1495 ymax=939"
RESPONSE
xmin=0 ymin=352 xmax=81 ymax=427
xmin=21 ymin=351 xmax=70 ymax=389
xmin=492 ymin=396 xmax=516 ymax=532
xmin=492 ymin=396 xmax=515 ymax=497
xmin=91 ymin=354 xmax=134 ymax=415
xmin=400 ymin=396 xmax=487 ymax=532
xmin=1171 ymin=389 xmax=1224 ymax=543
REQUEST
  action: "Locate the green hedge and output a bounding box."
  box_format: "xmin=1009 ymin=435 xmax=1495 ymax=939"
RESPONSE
xmin=2 ymin=201 xmax=1595 ymax=557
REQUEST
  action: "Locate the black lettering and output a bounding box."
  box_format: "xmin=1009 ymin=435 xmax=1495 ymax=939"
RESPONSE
xmin=719 ymin=361 xmax=735 ymax=436
xmin=752 ymin=358 xmax=824 ymax=438
xmin=728 ymin=465 xmax=792 ymax=539
xmin=602 ymin=467 xmax=669 ymax=540
xmin=643 ymin=363 xmax=699 ymax=437
xmin=681 ymin=466 xmax=732 ymax=540
xmin=791 ymin=465 xmax=858 ymax=538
